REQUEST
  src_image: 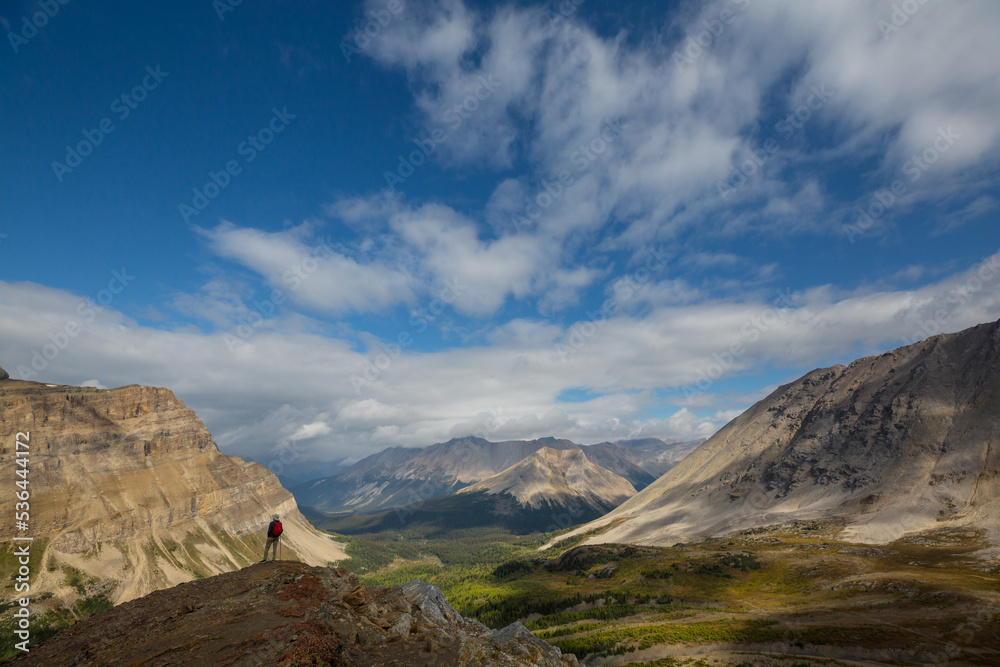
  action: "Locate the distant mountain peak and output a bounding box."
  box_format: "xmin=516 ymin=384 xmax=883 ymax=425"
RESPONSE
xmin=442 ymin=435 xmax=490 ymax=445
xmin=294 ymin=434 xmax=698 ymax=514
xmin=461 ymin=445 xmax=636 ymax=510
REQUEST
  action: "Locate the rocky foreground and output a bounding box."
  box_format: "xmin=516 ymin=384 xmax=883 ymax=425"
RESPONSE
xmin=10 ymin=561 xmax=578 ymax=666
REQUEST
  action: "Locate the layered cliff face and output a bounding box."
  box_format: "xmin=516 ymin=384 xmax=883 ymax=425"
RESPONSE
xmin=0 ymin=375 xmax=345 ymax=604
xmin=552 ymin=319 xmax=1000 ymax=550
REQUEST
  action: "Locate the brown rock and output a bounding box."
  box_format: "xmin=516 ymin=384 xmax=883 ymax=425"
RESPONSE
xmin=5 ymin=562 xmax=581 ymax=666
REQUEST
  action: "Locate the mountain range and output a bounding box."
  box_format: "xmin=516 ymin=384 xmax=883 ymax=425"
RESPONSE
xmin=551 ymin=319 xmax=1000 ymax=551
xmin=323 ymin=446 xmax=642 ymax=536
xmin=294 ymin=435 xmax=702 ymax=515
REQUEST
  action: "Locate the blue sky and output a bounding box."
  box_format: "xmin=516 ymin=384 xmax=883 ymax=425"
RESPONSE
xmin=1 ymin=0 xmax=999 ymax=471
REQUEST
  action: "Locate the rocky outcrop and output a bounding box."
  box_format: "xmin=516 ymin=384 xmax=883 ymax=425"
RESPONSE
xmin=552 ymin=319 xmax=1000 ymax=550
xmin=9 ymin=561 xmax=579 ymax=666
xmin=0 ymin=377 xmax=345 ymax=605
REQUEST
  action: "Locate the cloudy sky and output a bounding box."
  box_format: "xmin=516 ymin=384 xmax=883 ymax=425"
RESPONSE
xmin=2 ymin=0 xmax=998 ymax=472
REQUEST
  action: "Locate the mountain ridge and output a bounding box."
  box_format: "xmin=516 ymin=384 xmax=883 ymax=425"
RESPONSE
xmin=318 ymin=447 xmax=642 ymax=536
xmin=550 ymin=319 xmax=1000 ymax=551
xmin=295 ymin=435 xmax=695 ymax=515
xmin=459 ymin=446 xmax=636 ymax=510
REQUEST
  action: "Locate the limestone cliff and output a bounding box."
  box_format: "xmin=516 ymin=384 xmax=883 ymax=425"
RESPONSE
xmin=551 ymin=319 xmax=1000 ymax=550
xmin=0 ymin=375 xmax=345 ymax=605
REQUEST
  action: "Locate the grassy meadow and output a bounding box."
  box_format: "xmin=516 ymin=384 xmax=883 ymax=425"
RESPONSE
xmin=318 ymin=514 xmax=1000 ymax=666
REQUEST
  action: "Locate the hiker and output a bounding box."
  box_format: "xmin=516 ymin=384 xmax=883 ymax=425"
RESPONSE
xmin=260 ymin=514 xmax=283 ymax=562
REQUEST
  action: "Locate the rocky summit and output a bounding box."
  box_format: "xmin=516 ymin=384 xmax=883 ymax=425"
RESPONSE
xmin=459 ymin=446 xmax=637 ymax=511
xmin=8 ymin=561 xmax=579 ymax=666
xmin=554 ymin=319 xmax=1000 ymax=551
xmin=0 ymin=376 xmax=345 ymax=605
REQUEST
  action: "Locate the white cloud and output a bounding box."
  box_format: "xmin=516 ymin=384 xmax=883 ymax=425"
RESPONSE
xmin=298 ymin=0 xmax=1000 ymax=328
xmin=202 ymin=222 xmax=415 ymax=315
xmin=352 ymin=0 xmax=1000 ymax=253
xmin=289 ymin=420 xmax=332 ymax=442
xmin=2 ymin=252 xmax=997 ymax=465
xmin=6 ymin=0 xmax=999 ymax=472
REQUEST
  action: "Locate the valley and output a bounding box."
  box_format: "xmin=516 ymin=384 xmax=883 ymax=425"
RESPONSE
xmin=3 ymin=321 xmax=1000 ymax=664
xmin=326 ymin=517 xmax=1000 ymax=665
xmin=305 ymin=321 xmax=1000 ymax=665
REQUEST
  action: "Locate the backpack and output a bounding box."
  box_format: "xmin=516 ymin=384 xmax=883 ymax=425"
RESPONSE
xmin=271 ymin=520 xmax=283 ymax=538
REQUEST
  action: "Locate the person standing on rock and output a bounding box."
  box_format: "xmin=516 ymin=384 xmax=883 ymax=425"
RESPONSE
xmin=260 ymin=514 xmax=283 ymax=562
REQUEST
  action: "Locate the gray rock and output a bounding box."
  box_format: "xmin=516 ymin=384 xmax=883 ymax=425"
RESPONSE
xmin=386 ymin=612 xmax=413 ymax=639
xmin=0 ymin=365 xmax=8 ymax=381
xmin=400 ymin=579 xmax=464 ymax=627
xmin=480 ymin=622 xmax=578 ymax=667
